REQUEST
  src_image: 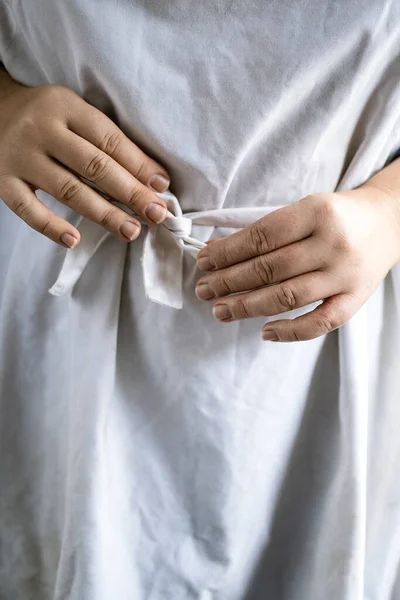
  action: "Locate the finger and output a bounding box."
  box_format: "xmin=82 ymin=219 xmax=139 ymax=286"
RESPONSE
xmin=0 ymin=176 xmax=80 ymax=247
xmin=27 ymin=156 xmax=142 ymax=242
xmin=66 ymin=99 xmax=170 ymax=192
xmin=48 ymin=127 xmax=167 ymax=225
xmin=196 ymin=236 xmax=323 ymax=301
xmin=211 ymin=271 xmax=342 ymax=322
xmin=197 ymin=199 xmax=316 ymax=271
xmin=261 ymin=293 xmax=361 ymax=342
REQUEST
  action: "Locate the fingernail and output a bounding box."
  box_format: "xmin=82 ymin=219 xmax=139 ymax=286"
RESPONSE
xmin=197 ymin=249 xmax=215 ymax=271
xmin=60 ymin=232 xmax=79 ymax=249
xmin=213 ymin=303 xmax=232 ymax=321
xmin=145 ymin=202 xmax=167 ymax=224
xmin=195 ymin=281 xmax=215 ymax=301
xmin=262 ymin=329 xmax=279 ymax=341
xmin=119 ymin=221 xmax=140 ymax=241
xmin=149 ymin=174 xmax=170 ymax=193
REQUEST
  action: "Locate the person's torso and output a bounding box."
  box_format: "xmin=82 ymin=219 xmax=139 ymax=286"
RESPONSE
xmin=2 ymin=0 xmax=400 ymax=215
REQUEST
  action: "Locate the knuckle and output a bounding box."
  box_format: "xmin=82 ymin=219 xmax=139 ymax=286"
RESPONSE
xmin=98 ymin=205 xmax=116 ymax=229
xmin=39 ymin=218 xmax=55 ymax=237
xmin=13 ymin=199 xmax=31 ymax=222
xmin=315 ymin=196 xmax=343 ymax=232
xmin=35 ymin=84 xmax=75 ymax=111
xmin=98 ymin=129 xmax=122 ymax=157
xmin=283 ymin=328 xmax=302 ymax=342
xmin=18 ymin=114 xmax=39 ymax=139
xmin=248 ymin=223 xmax=270 ymax=255
xmin=211 ymin=242 xmax=230 ymax=269
xmin=15 ymin=86 xmax=72 ymax=138
xmin=126 ymin=185 xmax=144 ymax=208
xmin=316 ymin=310 xmax=338 ymax=334
xmin=316 ymin=194 xmax=347 ymax=234
xmin=82 ymin=153 xmax=110 ymax=181
xmin=133 ymin=157 xmax=147 ymax=181
xmin=331 ymin=232 xmax=353 ymax=255
xmin=315 ymin=193 xmax=336 ymax=218
xmin=42 ymin=83 xmax=70 ymax=99
xmin=304 ymin=193 xmax=322 ymax=210
xmin=253 ymin=256 xmax=275 ymax=284
xmin=214 ymin=273 xmax=234 ymax=296
xmin=233 ymin=296 xmax=252 ymax=319
xmin=291 ymin=329 xmax=302 ymax=342
xmin=276 ymin=285 xmax=297 ymax=311
xmin=57 ymin=177 xmax=82 ymax=205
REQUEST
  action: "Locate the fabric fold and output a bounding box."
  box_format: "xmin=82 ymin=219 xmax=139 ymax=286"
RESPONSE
xmin=49 ymin=190 xmax=284 ymax=309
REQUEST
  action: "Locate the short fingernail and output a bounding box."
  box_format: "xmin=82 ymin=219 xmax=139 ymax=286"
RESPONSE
xmin=197 ymin=249 xmax=215 ymax=271
xmin=145 ymin=202 xmax=167 ymax=224
xmin=262 ymin=328 xmax=279 ymax=341
xmin=195 ymin=281 xmax=215 ymax=301
xmin=60 ymin=232 xmax=79 ymax=249
xmin=213 ymin=303 xmax=232 ymax=321
xmin=149 ymin=174 xmax=170 ymax=193
xmin=119 ymin=221 xmax=141 ymax=241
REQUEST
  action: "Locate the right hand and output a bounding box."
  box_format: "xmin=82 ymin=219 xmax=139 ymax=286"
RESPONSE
xmin=0 ymin=71 xmax=170 ymax=248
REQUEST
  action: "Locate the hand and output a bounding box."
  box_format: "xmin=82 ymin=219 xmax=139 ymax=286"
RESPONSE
xmin=196 ymin=187 xmax=400 ymax=342
xmin=0 ymin=71 xmax=170 ymax=248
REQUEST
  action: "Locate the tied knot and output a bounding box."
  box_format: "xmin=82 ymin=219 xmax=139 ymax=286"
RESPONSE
xmin=48 ymin=188 xmax=282 ymax=310
xmin=163 ymin=214 xmax=192 ymax=241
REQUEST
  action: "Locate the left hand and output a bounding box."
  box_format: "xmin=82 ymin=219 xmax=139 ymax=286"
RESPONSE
xmin=195 ymin=187 xmax=400 ymax=342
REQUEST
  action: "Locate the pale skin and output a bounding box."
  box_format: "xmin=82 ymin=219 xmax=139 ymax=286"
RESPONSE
xmin=0 ymin=67 xmax=170 ymax=248
xmin=1 ymin=69 xmax=400 ymax=345
xmin=196 ymin=165 xmax=400 ymax=342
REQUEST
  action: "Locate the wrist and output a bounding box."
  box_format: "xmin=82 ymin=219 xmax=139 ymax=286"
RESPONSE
xmin=357 ymin=178 xmax=400 ymax=266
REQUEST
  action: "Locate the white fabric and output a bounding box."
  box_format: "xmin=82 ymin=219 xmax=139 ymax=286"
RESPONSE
xmin=1 ymin=2 xmax=400 ymax=600
xmin=49 ymin=190 xmax=284 ymax=309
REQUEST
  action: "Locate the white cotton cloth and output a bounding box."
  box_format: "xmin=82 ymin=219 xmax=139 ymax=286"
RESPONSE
xmin=49 ymin=189 xmax=285 ymax=309
xmin=1 ymin=2 xmax=400 ymax=600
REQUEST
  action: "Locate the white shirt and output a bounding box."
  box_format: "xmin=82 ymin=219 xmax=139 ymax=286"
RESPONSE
xmin=1 ymin=1 xmax=400 ymax=598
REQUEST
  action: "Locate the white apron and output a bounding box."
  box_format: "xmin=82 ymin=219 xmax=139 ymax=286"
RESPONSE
xmin=1 ymin=1 xmax=400 ymax=598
